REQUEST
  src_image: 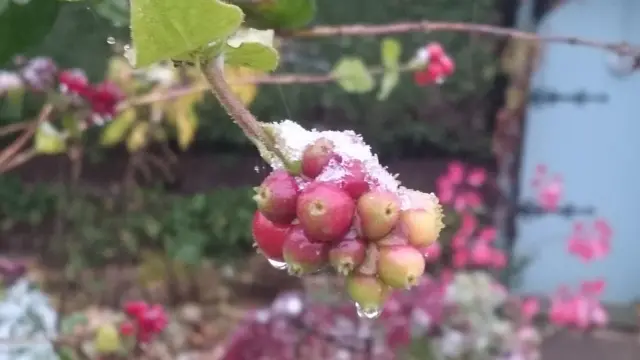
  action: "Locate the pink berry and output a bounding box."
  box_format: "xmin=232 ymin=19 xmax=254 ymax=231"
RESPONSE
xmin=355 ymin=190 xmax=401 ymax=241
xmin=328 ymin=234 xmax=367 ymax=275
xmin=301 ymin=138 xmax=336 ymax=179
xmin=251 ymin=211 xmax=291 ymax=261
xmin=377 ymin=245 xmax=426 ymax=289
xmin=282 ymin=225 xmax=330 ymax=276
xmin=340 ymin=160 xmax=370 ymax=199
xmin=253 ymin=169 xmax=299 ymax=225
xmin=296 ymin=182 xmax=355 ymax=242
xmin=345 ymin=274 xmax=390 ymax=312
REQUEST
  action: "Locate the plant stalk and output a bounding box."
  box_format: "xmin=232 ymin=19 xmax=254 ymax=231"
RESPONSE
xmin=199 ymin=57 xmax=296 ymax=170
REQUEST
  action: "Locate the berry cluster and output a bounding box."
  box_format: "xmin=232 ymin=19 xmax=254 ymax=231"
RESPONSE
xmin=413 ymin=43 xmax=455 ymax=86
xmin=120 ymin=301 xmax=169 ymax=343
xmin=58 ymin=70 xmax=124 ymax=124
xmin=251 ymin=125 xmax=444 ymax=314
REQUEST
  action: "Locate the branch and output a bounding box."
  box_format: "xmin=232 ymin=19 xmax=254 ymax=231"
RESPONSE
xmin=199 ymin=57 xmax=299 ymax=170
xmin=0 ymin=104 xmax=52 ymax=174
xmin=120 ymin=65 xmax=404 ymax=110
xmin=289 ymin=21 xmax=638 ymax=55
xmin=0 ymin=120 xmax=33 ymax=137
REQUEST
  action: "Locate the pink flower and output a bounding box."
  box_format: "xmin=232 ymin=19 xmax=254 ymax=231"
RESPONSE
xmin=521 ymin=298 xmax=539 ymax=323
xmin=470 ymin=242 xmax=493 ymax=266
xmin=459 ymin=213 xmax=477 ymax=234
xmin=537 ymin=175 xmax=562 ymax=211
xmin=453 ymin=191 xmax=483 ymax=212
xmin=530 ymin=164 xmax=563 ymax=211
xmin=436 ymin=161 xmax=487 ymax=213
xmin=477 ymin=227 xmax=497 ymax=243
xmin=566 ymin=219 xmax=612 ymax=263
xmin=452 ymin=250 xmax=468 ymax=268
xmin=490 ymin=250 xmax=507 ymax=269
xmin=548 ymin=282 xmax=608 ymax=329
xmin=467 ymin=167 xmax=487 ymax=187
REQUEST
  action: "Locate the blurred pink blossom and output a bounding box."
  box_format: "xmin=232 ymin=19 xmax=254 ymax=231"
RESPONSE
xmin=530 ymin=164 xmax=563 ymax=211
xmin=436 ymin=161 xmax=487 ymax=213
xmin=549 ymin=282 xmax=608 ymax=329
xmin=566 ymin=219 xmax=612 ymax=263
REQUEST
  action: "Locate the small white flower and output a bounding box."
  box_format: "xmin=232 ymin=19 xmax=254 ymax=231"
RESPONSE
xmin=0 ymin=71 xmax=23 ymax=94
xmin=440 ymin=330 xmax=466 ymax=357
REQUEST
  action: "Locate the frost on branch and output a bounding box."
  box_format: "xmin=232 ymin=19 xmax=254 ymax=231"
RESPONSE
xmin=251 ymin=120 xmax=445 ymax=317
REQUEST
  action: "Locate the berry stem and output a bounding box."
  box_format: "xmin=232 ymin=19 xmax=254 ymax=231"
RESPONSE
xmin=199 ymin=57 xmax=297 ymax=171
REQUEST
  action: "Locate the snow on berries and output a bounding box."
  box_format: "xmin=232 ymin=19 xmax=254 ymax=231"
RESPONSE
xmin=249 ymin=120 xmax=445 ymax=317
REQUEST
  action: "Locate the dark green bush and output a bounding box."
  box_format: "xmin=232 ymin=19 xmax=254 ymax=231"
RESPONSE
xmin=0 ymin=175 xmax=256 ymax=267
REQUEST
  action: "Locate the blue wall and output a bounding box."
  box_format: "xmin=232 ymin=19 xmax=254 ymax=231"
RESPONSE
xmin=513 ymin=0 xmax=640 ymax=304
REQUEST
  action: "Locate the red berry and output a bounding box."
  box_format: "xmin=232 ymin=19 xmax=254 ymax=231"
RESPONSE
xmin=282 ymin=225 xmax=330 ymax=276
xmin=425 ymin=43 xmax=445 ymax=62
xmin=328 ymin=234 xmax=367 ymax=275
xmin=58 ymin=69 xmax=89 ymax=95
xmin=377 ymin=245 xmax=426 ymax=289
xmin=253 ymin=169 xmax=299 ymax=225
xmin=438 ymin=55 xmax=455 ymax=76
xmin=414 ymin=62 xmax=444 ymax=86
xmin=355 ymin=190 xmax=401 ymax=241
xmin=296 ymin=182 xmax=355 ymax=242
xmin=301 ymin=138 xmax=336 ymax=179
xmin=340 ymin=160 xmax=370 ymax=199
xmin=90 ymin=81 xmax=124 ymax=117
xmin=119 ymin=321 xmax=135 ymax=336
xmin=251 ymin=211 xmax=290 ymax=261
xmin=124 ymin=300 xmax=148 ymax=318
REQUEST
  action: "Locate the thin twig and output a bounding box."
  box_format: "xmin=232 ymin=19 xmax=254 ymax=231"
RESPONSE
xmin=289 ymin=21 xmax=638 ymax=55
xmin=0 ymin=120 xmax=33 ymax=137
xmin=199 ymin=58 xmax=297 ymax=170
xmin=0 ymin=149 xmax=35 ymax=173
xmin=0 ymin=104 xmax=52 ymax=173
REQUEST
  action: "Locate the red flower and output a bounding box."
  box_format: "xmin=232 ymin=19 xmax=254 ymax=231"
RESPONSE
xmin=413 ymin=42 xmax=456 ymax=86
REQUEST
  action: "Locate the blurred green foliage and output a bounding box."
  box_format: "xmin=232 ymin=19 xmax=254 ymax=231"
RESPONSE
xmin=10 ymin=0 xmax=498 ymax=158
xmin=0 ymin=175 xmax=256 ymax=267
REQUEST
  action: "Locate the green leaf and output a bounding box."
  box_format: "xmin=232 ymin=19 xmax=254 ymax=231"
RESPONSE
xmin=0 ymin=0 xmax=60 ymax=64
xmin=100 ymin=108 xmax=136 ymax=146
xmin=331 ymin=57 xmax=374 ymax=94
xmin=34 ymin=122 xmax=67 ymax=154
xmin=240 ymin=0 xmax=315 ymax=30
xmin=381 ymin=37 xmax=401 ymax=69
xmin=225 ymin=28 xmax=278 ymax=71
xmin=377 ymin=70 xmax=399 ymax=100
xmin=130 ymin=0 xmax=244 ymax=68
xmin=0 ymin=88 xmax=25 ymax=119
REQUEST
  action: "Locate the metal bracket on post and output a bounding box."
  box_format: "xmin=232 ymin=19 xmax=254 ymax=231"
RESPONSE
xmin=516 ymin=199 xmax=595 ymax=219
xmin=529 ymin=88 xmax=609 ymax=106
